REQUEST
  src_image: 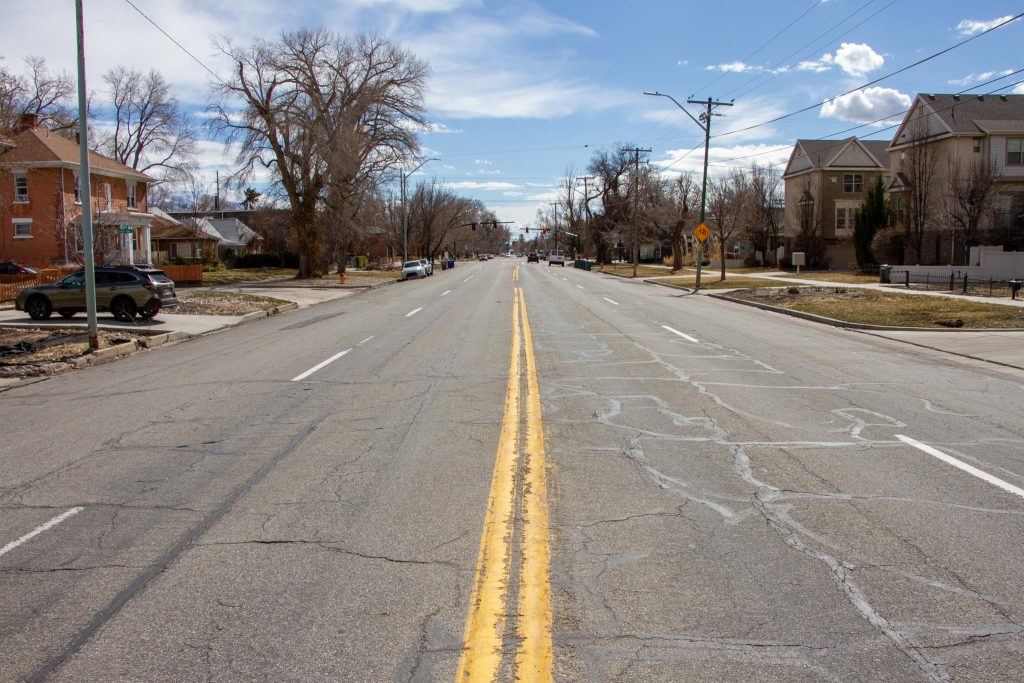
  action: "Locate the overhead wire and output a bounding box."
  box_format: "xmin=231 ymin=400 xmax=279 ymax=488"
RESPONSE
xmin=712 ymin=11 xmax=1024 ymax=142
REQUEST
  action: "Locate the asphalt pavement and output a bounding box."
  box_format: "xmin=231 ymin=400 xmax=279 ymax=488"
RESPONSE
xmin=2 ymin=259 xmax=1023 ymax=681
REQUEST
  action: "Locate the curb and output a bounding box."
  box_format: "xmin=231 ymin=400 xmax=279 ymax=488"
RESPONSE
xmin=645 ymin=279 xmax=694 ymax=293
xmin=0 ymin=303 xmax=301 ymax=389
xmin=708 ymin=291 xmax=1024 ymax=333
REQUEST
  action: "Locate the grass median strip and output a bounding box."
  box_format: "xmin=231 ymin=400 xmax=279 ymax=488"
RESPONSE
xmin=727 ymin=287 xmax=1024 ymax=329
xmin=174 ymin=291 xmax=290 ymax=316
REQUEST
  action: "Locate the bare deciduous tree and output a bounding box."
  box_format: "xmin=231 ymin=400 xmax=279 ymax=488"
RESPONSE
xmin=0 ymin=56 xmax=77 ymax=136
xmin=210 ymin=30 xmax=428 ymax=277
xmin=707 ymin=171 xmax=749 ymax=280
xmin=100 ymin=67 xmax=197 ymax=179
xmin=900 ymin=118 xmax=938 ymax=263
xmin=745 ymin=163 xmax=783 ymax=266
xmin=943 ymin=158 xmax=994 ymax=264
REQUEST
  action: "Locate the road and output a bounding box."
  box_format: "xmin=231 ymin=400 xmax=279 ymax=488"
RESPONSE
xmin=2 ymin=258 xmax=1023 ymax=682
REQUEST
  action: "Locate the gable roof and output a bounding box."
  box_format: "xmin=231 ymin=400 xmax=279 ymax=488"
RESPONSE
xmin=208 ymin=218 xmax=262 ymax=246
xmin=890 ymin=93 xmax=1024 ymax=147
xmin=784 ymin=137 xmax=889 ymax=177
xmin=0 ymin=127 xmax=152 ymax=182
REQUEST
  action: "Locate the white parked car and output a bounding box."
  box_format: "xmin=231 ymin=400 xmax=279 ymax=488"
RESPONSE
xmin=402 ymin=260 xmax=428 ymax=280
xmin=418 ymin=258 xmax=433 ymax=275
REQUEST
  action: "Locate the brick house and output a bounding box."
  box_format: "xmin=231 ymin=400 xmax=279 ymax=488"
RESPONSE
xmin=782 ymin=137 xmax=890 ymax=267
xmin=0 ymin=114 xmax=155 ymax=267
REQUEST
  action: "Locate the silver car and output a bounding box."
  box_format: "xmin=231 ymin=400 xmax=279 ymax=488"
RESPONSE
xmin=418 ymin=258 xmax=433 ymax=276
xmin=402 ymin=260 xmax=428 ymax=280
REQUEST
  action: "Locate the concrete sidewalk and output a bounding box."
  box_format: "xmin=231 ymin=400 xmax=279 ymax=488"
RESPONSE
xmin=0 ymin=287 xmax=356 ymax=336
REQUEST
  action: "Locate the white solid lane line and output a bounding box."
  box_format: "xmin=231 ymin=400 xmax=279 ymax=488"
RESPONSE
xmin=291 ymin=349 xmax=352 ymax=382
xmin=406 ymin=307 xmax=424 ymax=318
xmin=662 ymin=325 xmax=699 ymax=344
xmin=576 ymin=284 xmax=585 ymax=289
xmin=561 ymin=277 xmax=568 ymax=282
xmin=442 ymin=290 xmax=451 ymax=296
xmin=0 ymin=507 xmax=83 ymax=558
xmin=603 ymin=297 xmax=620 ymax=306
xmin=896 ymin=435 xmax=1024 ymax=500
xmin=358 ymin=336 xmax=374 ymax=345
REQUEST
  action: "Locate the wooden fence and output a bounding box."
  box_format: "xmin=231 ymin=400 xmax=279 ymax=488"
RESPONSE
xmin=157 ymin=264 xmax=203 ymax=285
xmin=0 ymin=268 xmax=76 ymax=303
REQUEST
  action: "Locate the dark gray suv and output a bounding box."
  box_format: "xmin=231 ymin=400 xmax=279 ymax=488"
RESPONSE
xmin=15 ymin=266 xmax=178 ymax=322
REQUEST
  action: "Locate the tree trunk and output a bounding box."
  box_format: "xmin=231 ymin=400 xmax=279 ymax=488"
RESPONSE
xmin=720 ymin=239 xmax=727 ymax=280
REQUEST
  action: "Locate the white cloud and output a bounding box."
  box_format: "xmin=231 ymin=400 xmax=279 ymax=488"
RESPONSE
xmin=706 ymin=61 xmax=754 ymax=73
xmin=474 ymin=159 xmax=493 ymax=165
xmin=820 ymin=87 xmax=911 ymax=124
xmin=797 ymin=43 xmax=883 ymax=78
xmin=652 ymin=143 xmax=793 ymax=179
xmin=503 ymin=191 xmax=525 ymax=197
xmin=424 ymin=122 xmax=464 ymax=134
xmin=677 ymin=59 xmax=689 ymax=66
xmin=473 ymin=169 xmax=503 ymax=176
xmin=956 ymin=15 xmax=1018 ymax=36
xmin=1014 ymin=83 xmax=1024 ymax=95
xmin=833 ymin=43 xmax=884 ymax=78
xmin=948 ymin=69 xmax=1016 ymax=86
xmin=446 ymin=181 xmax=521 ymax=190
xmin=798 ymin=53 xmax=834 ymax=73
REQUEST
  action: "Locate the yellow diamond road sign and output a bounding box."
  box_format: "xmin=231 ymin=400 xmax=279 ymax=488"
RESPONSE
xmin=693 ymin=223 xmax=711 ymax=242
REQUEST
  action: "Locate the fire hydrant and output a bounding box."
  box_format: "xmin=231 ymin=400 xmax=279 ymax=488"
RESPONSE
xmin=338 ymin=272 xmax=346 ymax=284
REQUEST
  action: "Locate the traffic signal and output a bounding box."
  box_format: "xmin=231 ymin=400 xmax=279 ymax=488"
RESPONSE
xmin=542 ymin=228 xmax=549 ymax=234
xmin=525 ymin=228 xmax=530 ymax=233
xmin=470 ymin=222 xmax=477 ymax=231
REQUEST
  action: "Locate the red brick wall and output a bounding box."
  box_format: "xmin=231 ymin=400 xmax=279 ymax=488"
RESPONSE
xmin=0 ymin=166 xmax=148 ymax=265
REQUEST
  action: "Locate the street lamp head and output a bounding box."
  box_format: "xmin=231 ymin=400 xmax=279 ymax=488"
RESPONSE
xmin=643 ymin=91 xmax=662 ymax=97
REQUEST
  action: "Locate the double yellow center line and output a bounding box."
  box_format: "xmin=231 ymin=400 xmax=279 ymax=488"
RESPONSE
xmin=456 ymin=287 xmax=553 ymax=682
xmin=512 ymin=265 xmax=520 ymax=281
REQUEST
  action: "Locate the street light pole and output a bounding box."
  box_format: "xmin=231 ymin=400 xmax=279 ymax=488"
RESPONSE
xmin=401 ymin=157 xmax=438 ymax=263
xmin=643 ymin=91 xmax=732 ymax=290
xmin=75 ymin=0 xmax=98 ymax=350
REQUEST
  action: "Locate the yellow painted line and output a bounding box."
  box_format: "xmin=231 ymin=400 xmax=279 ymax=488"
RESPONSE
xmin=512 ymin=265 xmax=520 ymax=281
xmin=515 ymin=288 xmax=554 ymax=681
xmin=456 ymin=288 xmax=522 ymax=681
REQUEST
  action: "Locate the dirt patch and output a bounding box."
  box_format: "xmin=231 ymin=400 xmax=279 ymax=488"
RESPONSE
xmin=0 ymin=328 xmax=152 ymax=378
xmin=173 ymin=291 xmax=290 ymax=316
xmin=727 ymin=286 xmax=1024 ymax=329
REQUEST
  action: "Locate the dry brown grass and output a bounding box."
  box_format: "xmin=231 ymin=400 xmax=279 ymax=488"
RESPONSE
xmin=599 ymin=264 xmax=678 ymax=278
xmin=201 ymin=268 xmax=298 ymax=286
xmin=772 ymin=272 xmax=880 ymax=284
xmin=173 ymin=291 xmax=290 ymax=316
xmin=656 ymin=276 xmax=778 ymax=290
xmin=728 ymin=287 xmax=1024 ymax=328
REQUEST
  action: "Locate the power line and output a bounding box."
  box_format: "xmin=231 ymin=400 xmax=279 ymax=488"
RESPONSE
xmin=722 ymin=0 xmax=896 ymax=100
xmin=122 ymin=0 xmax=227 ymax=87
xmin=696 ymin=0 xmax=826 ymax=96
xmin=713 ymin=11 xmax=1024 ymax=141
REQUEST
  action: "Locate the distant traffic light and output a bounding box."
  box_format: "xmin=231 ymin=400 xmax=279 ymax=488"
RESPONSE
xmin=525 ymin=228 xmax=530 ymax=233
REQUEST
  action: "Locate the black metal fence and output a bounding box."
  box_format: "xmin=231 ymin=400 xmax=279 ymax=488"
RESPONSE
xmin=887 ymin=268 xmax=1020 ymax=298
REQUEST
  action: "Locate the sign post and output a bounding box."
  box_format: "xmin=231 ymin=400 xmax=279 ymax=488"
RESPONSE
xmin=693 ymin=223 xmax=711 ymax=289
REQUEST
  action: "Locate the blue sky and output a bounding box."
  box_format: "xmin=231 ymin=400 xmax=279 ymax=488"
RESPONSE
xmin=5 ymin=1 xmax=1023 ymax=232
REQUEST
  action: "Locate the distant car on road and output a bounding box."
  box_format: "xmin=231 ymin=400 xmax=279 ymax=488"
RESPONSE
xmin=478 ymin=253 xmax=489 ymax=261
xmin=15 ymin=265 xmax=177 ymax=322
xmin=548 ymin=249 xmax=565 ymax=267
xmin=418 ymin=258 xmax=433 ymax=276
xmin=402 ymin=260 xmax=428 ymax=280
xmin=0 ymin=261 xmax=38 ymax=275
xmin=527 ymin=252 xmax=539 ymax=263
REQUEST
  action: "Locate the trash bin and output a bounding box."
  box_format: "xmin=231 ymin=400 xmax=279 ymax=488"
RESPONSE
xmin=879 ymin=264 xmax=891 ymax=284
xmin=1010 ymin=280 xmax=1022 ymax=300
xmin=448 ymin=260 xmax=455 ymax=269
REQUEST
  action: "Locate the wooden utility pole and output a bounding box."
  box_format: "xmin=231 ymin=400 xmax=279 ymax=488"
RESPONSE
xmin=687 ymin=97 xmax=733 ymax=290
xmin=625 ymin=148 xmax=651 ymax=278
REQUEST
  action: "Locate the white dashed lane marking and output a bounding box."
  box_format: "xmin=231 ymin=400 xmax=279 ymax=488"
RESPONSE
xmin=896 ymin=435 xmax=1024 ymax=500
xmin=0 ymin=507 xmax=83 ymax=558
xmin=406 ymin=307 xmax=424 ymax=317
xmin=291 ymin=349 xmax=352 ymax=381
xmin=662 ymin=325 xmax=699 ymax=343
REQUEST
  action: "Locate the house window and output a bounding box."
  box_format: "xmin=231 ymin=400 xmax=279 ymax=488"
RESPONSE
xmin=1008 ymin=138 xmax=1024 ymax=166
xmin=73 ymin=173 xmax=80 ymax=203
xmin=973 ymin=138 xmax=982 ymax=153
xmin=127 ymin=182 xmax=137 ymax=209
xmin=103 ymin=183 xmax=112 ymax=211
xmin=835 ymin=207 xmax=855 ymax=235
xmin=891 ymin=196 xmax=905 ymax=223
xmin=14 ymin=172 xmax=28 ymax=202
xmin=13 ymin=218 xmax=33 ymax=239
xmin=843 ymin=174 xmax=863 ymax=193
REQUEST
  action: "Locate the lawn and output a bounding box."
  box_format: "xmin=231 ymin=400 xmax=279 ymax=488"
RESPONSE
xmin=655 ymin=276 xmax=779 ymax=290
xmin=772 ymin=272 xmax=880 ymax=284
xmin=201 ymin=268 xmax=298 ymax=286
xmin=600 ymin=264 xmax=678 ymax=278
xmin=727 ymin=287 xmax=1024 ymax=329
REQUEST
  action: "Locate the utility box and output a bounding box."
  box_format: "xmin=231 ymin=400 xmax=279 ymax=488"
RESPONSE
xmin=792 ymin=252 xmax=805 ymax=274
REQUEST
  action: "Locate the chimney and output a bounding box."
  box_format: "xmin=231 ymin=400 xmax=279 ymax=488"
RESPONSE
xmin=18 ymin=112 xmax=39 ymax=132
